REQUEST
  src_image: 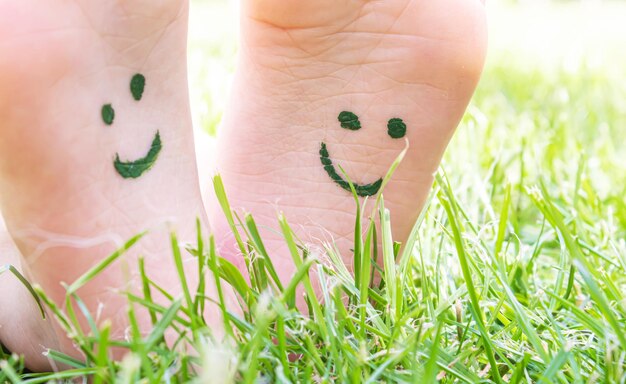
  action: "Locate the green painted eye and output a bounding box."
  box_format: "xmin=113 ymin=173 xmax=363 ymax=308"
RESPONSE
xmin=130 ymin=73 xmax=146 ymax=101
xmin=387 ymin=118 xmax=406 ymax=139
xmin=338 ymin=111 xmax=361 ymax=130
xmin=102 ymin=104 xmax=115 ymax=125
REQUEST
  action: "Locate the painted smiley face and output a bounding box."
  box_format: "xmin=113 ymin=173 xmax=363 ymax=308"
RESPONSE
xmin=319 ymin=111 xmax=407 ymax=197
xmin=101 ymin=74 xmax=162 ymax=179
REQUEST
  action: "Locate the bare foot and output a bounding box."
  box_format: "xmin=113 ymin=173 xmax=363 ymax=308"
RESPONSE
xmin=208 ymin=0 xmax=487 ymax=287
xmin=0 ymin=0 xmax=217 ymax=369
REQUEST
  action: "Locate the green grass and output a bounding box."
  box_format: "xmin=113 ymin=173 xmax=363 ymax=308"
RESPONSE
xmin=3 ymin=2 xmax=626 ymax=383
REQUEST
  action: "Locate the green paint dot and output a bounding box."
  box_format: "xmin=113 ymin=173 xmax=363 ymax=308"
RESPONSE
xmin=387 ymin=118 xmax=407 ymax=139
xmin=130 ymin=73 xmax=146 ymax=101
xmin=338 ymin=111 xmax=361 ymax=130
xmin=102 ymin=104 xmax=115 ymax=125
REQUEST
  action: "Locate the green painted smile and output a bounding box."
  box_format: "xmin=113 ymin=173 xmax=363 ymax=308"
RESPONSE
xmin=101 ymin=74 xmax=162 ymax=179
xmin=319 ymin=142 xmax=383 ymax=197
xmin=320 ymin=111 xmax=407 ymax=197
xmin=114 ymin=131 xmax=162 ymax=179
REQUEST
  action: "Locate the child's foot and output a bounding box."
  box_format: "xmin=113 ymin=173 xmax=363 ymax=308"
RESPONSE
xmin=0 ymin=0 xmax=214 ymax=369
xmin=209 ymin=0 xmax=487 ymax=285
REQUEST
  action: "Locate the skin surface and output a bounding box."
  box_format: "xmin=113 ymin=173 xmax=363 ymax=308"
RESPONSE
xmin=207 ymin=0 xmax=488 ymax=294
xmin=0 ymin=215 xmax=60 ymax=370
xmin=0 ymin=0 xmax=224 ymax=370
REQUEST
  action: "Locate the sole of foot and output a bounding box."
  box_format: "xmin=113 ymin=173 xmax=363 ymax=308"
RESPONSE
xmin=0 ymin=0 xmax=218 ymax=370
xmin=207 ymin=0 xmax=487 ymax=292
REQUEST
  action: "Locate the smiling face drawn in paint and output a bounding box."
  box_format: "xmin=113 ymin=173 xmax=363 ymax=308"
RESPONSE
xmin=319 ymin=111 xmax=407 ymax=197
xmin=101 ymin=74 xmax=162 ymax=179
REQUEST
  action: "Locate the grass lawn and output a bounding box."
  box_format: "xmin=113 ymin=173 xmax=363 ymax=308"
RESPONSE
xmin=2 ymin=1 xmax=626 ymax=382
